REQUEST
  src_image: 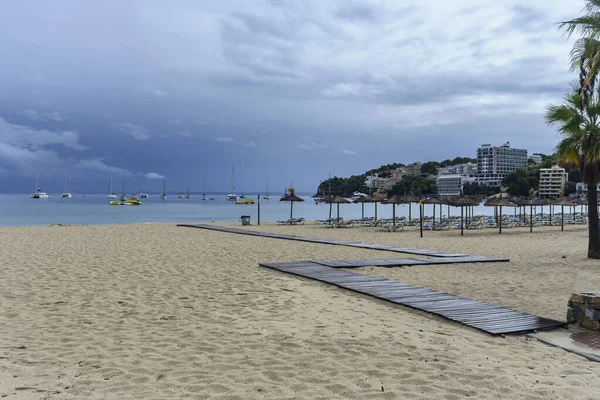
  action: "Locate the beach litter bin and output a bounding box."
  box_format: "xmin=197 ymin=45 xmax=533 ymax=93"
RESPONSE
xmin=241 ymin=215 xmax=251 ymax=226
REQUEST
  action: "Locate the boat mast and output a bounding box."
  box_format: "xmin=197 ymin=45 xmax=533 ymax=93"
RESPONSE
xmin=163 ymin=176 xmax=166 ymax=195
xmin=109 ymin=175 xmax=112 ymax=194
xmin=122 ymin=170 xmax=125 ymax=196
xmin=203 ymin=174 xmax=206 ymax=196
xmin=36 ymin=169 xmax=40 ymax=192
xmin=232 ymin=165 xmax=236 ymax=194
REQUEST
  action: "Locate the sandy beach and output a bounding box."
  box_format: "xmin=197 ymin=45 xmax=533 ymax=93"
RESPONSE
xmin=1 ymin=222 xmax=600 ymax=399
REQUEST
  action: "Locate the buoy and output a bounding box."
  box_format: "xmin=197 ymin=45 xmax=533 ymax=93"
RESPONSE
xmin=16 ymin=203 xmax=20 ymax=206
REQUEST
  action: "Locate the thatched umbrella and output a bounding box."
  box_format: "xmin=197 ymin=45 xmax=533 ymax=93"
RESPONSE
xmin=551 ymin=195 xmax=576 ymax=231
xmin=515 ymin=189 xmax=543 ymax=233
xmin=279 ymin=187 xmax=304 ymax=220
xmin=325 ymin=196 xmax=351 ymax=221
xmin=572 ymin=197 xmax=587 ymax=218
xmin=449 ymin=195 xmax=479 ymax=236
xmin=422 ymin=196 xmax=447 ymax=228
xmin=400 ymin=194 xmax=421 ymax=224
xmin=370 ymin=193 xmax=388 ymax=222
xmin=352 ymin=195 xmax=372 ymax=220
xmin=484 ymin=190 xmax=515 ymax=234
xmin=383 ymin=195 xmax=401 ymax=227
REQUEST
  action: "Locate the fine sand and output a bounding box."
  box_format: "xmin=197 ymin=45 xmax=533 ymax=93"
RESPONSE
xmin=0 ymin=222 xmax=599 ymax=399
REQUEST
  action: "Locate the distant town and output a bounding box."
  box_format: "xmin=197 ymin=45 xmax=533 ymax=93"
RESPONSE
xmin=317 ymin=142 xmax=583 ymax=199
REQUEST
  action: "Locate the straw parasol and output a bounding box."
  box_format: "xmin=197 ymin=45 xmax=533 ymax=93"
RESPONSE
xmin=449 ymin=194 xmax=479 ymax=236
xmin=383 ymin=195 xmax=401 ymax=227
xmin=551 ymin=194 xmax=576 ymax=231
xmin=352 ymin=195 xmax=372 ymax=220
xmin=325 ymin=196 xmax=351 ymax=221
xmin=399 ymin=194 xmax=421 ymax=223
xmin=484 ymin=190 xmax=515 ymax=234
xmin=516 ymin=189 xmax=544 ymax=233
xmin=279 ymin=187 xmax=304 ymax=220
xmin=422 ymin=196 xmax=447 ymax=227
xmin=370 ymin=193 xmax=388 ymax=222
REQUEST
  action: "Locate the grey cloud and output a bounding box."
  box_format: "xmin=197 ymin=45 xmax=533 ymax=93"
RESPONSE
xmin=74 ymin=158 xmax=133 ymax=177
xmin=144 ymin=172 xmax=164 ymax=180
xmin=112 ymin=122 xmax=151 ymax=141
xmin=336 ymin=3 xmax=380 ymax=23
xmin=216 ymin=137 xmax=235 ymax=143
xmin=243 ymin=142 xmax=256 ymax=147
xmin=0 ymin=117 xmax=86 ymax=151
xmin=24 ymin=109 xmax=66 ymax=122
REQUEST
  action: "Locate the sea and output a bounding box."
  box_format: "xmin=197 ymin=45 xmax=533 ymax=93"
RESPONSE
xmin=0 ymin=193 xmax=500 ymax=227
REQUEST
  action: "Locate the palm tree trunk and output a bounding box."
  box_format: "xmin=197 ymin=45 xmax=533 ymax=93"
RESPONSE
xmin=588 ymin=183 xmax=600 ymax=258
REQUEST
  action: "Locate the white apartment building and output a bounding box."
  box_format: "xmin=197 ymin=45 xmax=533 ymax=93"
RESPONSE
xmin=576 ymin=182 xmax=600 ymax=194
xmin=436 ymin=175 xmax=476 ymax=196
xmin=365 ymin=174 xmax=379 ymax=189
xmin=438 ymin=163 xmax=477 ymax=177
xmin=529 ymin=154 xmax=543 ymax=164
xmin=476 ymin=142 xmax=528 ymax=186
xmin=538 ymin=165 xmax=568 ymax=198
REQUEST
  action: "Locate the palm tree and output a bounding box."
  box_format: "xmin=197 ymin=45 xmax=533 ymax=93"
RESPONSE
xmin=546 ymin=87 xmax=600 ymax=258
xmin=560 ymin=1 xmax=600 ymax=105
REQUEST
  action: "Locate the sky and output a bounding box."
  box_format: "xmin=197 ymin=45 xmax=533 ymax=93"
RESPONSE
xmin=0 ymin=0 xmax=585 ymax=194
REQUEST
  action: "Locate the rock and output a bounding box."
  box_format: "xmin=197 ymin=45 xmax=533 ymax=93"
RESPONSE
xmin=568 ymin=292 xmax=600 ymax=330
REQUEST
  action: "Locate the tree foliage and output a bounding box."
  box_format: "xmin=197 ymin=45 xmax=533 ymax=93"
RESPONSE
xmin=501 ymin=169 xmax=532 ymax=197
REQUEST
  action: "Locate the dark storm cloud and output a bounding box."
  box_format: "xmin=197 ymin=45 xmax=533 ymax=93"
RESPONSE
xmin=0 ymin=0 xmax=583 ymax=193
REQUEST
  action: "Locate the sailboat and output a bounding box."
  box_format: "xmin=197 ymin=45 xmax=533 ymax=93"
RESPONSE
xmin=31 ymin=169 xmax=49 ymax=199
xmin=185 ymin=180 xmax=191 ymax=199
xmin=314 ymin=173 xmax=331 ymax=204
xmin=226 ymin=165 xmax=238 ymax=201
xmin=61 ymin=176 xmax=72 ymax=198
xmin=264 ymin=178 xmax=270 ymax=200
xmin=201 ymin=174 xmax=207 ymax=201
xmin=107 ymin=176 xmax=118 ymax=199
xmin=140 ymin=183 xmax=148 ymax=199
xmin=119 ymin=170 xmax=128 ymax=202
xmin=160 ymin=177 xmax=167 ymax=200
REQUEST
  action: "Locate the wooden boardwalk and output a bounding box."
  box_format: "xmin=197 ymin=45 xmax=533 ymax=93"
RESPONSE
xmin=313 ymin=255 xmax=507 ymax=268
xmin=177 ymin=224 xmax=508 ymax=261
xmin=261 ymin=261 xmax=566 ymax=335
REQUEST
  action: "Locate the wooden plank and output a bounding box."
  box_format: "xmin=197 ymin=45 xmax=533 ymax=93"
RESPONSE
xmin=260 ymin=261 xmax=565 ymax=335
xmin=178 ymin=224 xmax=509 ymax=261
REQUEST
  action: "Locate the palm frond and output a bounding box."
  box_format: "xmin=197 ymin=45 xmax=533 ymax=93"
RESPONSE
xmin=560 ymin=13 xmax=600 ymax=38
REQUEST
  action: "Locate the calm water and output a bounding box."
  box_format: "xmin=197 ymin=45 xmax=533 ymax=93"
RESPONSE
xmin=0 ymin=193 xmax=499 ymax=227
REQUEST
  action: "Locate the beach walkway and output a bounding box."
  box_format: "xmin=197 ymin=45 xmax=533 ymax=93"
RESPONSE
xmin=177 ymin=223 xmax=508 ymax=260
xmin=261 ymin=260 xmax=566 ymax=335
xmin=179 ymin=224 xmax=564 ymax=334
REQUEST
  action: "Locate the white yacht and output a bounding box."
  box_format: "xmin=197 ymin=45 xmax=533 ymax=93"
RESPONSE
xmin=185 ymin=180 xmax=191 ymax=199
xmin=264 ymin=178 xmax=270 ymax=200
xmin=227 ymin=165 xmax=237 ymax=201
xmin=160 ymin=177 xmax=167 ymax=200
xmin=107 ymin=176 xmax=118 ymax=199
xmin=350 ymin=191 xmax=369 ymax=201
xmin=61 ymin=176 xmax=72 ymax=198
xmin=140 ymin=184 xmax=149 ymax=199
xmin=201 ymin=174 xmax=207 ymax=200
xmin=31 ymin=170 xmax=49 ymax=199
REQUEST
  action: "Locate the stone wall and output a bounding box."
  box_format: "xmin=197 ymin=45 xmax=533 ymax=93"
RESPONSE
xmin=567 ymin=292 xmax=600 ymax=330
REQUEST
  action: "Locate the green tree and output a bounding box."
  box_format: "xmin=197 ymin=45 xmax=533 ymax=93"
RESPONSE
xmin=546 ymin=88 xmax=600 ymax=258
xmin=421 ymin=161 xmax=439 ymax=176
xmin=502 ymin=169 xmax=531 ymax=197
xmin=565 ymin=181 xmax=578 ymax=196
